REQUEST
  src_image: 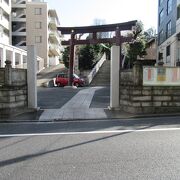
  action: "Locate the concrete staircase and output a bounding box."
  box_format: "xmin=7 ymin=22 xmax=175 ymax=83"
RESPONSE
xmin=90 ymin=60 xmax=110 ymax=86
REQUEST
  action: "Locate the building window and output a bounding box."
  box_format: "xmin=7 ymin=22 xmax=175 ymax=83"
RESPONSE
xmin=159 ymin=9 xmax=164 ymax=25
xmin=166 ymin=45 xmax=171 ymax=63
xmin=159 ymin=0 xmax=163 ymax=6
xmin=166 ymin=45 xmax=170 ymax=56
xmin=23 ymin=55 xmax=27 ymax=63
xmin=166 ymin=21 xmax=171 ymax=38
xmin=158 ymin=52 xmax=163 ymax=60
xmin=35 ymin=36 xmax=42 ymax=43
xmin=34 ymin=8 xmax=42 ymax=15
xmin=35 ymin=22 xmax=42 ymax=29
xmin=167 ymin=0 xmax=172 ymax=15
xmin=177 ymin=6 xmax=180 ymax=20
xmin=159 ymin=30 xmax=164 ymax=44
xmin=177 ymin=47 xmax=180 ymax=62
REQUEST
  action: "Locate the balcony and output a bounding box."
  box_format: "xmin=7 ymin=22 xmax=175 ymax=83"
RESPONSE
xmin=49 ymin=32 xmax=60 ymax=44
xmin=49 ymin=44 xmax=60 ymax=56
xmin=48 ymin=18 xmax=58 ymax=30
xmin=12 ymin=23 xmax=26 ymax=32
xmin=12 ymin=9 xmax=26 ymax=18
xmin=0 ymin=16 xmax=10 ymax=30
xmin=12 ymin=0 xmax=26 ymax=8
xmin=12 ymin=17 xmax=26 ymax=22
xmin=12 ymin=31 xmax=26 ymax=36
xmin=0 ymin=33 xmax=10 ymax=45
xmin=13 ymin=39 xmax=26 ymax=47
xmin=0 ymin=0 xmax=11 ymax=14
xmin=48 ymin=10 xmax=59 ymax=20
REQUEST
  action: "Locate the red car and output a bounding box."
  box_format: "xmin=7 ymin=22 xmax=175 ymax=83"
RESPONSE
xmin=55 ymin=73 xmax=85 ymax=87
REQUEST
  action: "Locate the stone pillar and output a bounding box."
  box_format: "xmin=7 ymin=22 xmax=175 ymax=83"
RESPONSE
xmin=20 ymin=52 xmax=23 ymax=68
xmin=4 ymin=60 xmax=12 ymax=86
xmin=110 ymin=46 xmax=120 ymax=109
xmin=27 ymin=45 xmax=37 ymax=109
xmin=12 ymin=51 xmax=15 ymax=67
xmin=2 ymin=47 xmax=6 ymax=67
xmin=0 ymin=48 xmax=3 ymax=67
xmin=133 ymin=61 xmax=143 ymax=86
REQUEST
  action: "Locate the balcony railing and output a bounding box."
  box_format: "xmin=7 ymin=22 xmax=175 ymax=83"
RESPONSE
xmin=49 ymin=31 xmax=60 ymax=44
xmin=1 ymin=0 xmax=11 ymax=14
xmin=0 ymin=42 xmax=44 ymax=72
xmin=49 ymin=44 xmax=60 ymax=56
xmin=0 ymin=16 xmax=10 ymax=30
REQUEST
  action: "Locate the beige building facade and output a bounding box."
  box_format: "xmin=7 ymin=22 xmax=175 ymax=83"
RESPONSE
xmin=12 ymin=0 xmax=62 ymax=68
xmin=26 ymin=1 xmax=49 ymax=67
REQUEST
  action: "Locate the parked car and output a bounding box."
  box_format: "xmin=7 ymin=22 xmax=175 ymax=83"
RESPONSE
xmin=55 ymin=73 xmax=85 ymax=87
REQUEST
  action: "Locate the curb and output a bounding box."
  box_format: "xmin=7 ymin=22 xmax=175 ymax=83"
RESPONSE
xmin=2 ymin=112 xmax=180 ymax=124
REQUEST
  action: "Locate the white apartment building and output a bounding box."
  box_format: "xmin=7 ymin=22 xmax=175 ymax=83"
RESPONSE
xmin=48 ymin=9 xmax=62 ymax=66
xmin=0 ymin=0 xmax=11 ymax=45
xmin=11 ymin=0 xmax=27 ymax=50
xmin=12 ymin=0 xmax=62 ymax=68
xmin=0 ymin=0 xmax=44 ymax=71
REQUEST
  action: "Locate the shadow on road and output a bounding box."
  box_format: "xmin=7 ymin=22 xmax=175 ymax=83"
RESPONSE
xmin=0 ymin=124 xmax=154 ymax=168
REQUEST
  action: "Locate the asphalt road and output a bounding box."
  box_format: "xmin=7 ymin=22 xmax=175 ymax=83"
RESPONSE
xmin=37 ymin=87 xmax=81 ymax=109
xmin=1 ymin=117 xmax=180 ymax=179
xmin=37 ymin=86 xmax=110 ymax=109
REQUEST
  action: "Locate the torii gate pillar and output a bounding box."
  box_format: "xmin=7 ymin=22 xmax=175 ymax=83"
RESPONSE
xmin=68 ymin=32 xmax=75 ymax=86
xmin=110 ymin=46 xmax=120 ymax=109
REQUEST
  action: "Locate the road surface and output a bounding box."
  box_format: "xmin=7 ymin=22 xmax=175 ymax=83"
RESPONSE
xmin=0 ymin=117 xmax=180 ymax=179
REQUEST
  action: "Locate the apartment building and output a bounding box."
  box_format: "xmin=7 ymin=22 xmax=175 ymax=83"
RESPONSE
xmin=11 ymin=0 xmax=27 ymax=50
xmin=12 ymin=0 xmax=62 ymax=68
xmin=0 ymin=0 xmax=11 ymax=44
xmin=48 ymin=9 xmax=62 ymax=66
xmin=157 ymin=0 xmax=180 ymax=66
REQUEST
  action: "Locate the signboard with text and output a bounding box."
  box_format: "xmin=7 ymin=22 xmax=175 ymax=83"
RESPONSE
xmin=143 ymin=67 xmax=180 ymax=86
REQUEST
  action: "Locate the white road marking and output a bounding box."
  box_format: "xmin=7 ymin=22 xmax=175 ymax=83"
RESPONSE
xmin=1 ymin=127 xmax=180 ymax=137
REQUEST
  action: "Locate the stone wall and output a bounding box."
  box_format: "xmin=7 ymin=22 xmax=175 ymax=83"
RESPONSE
xmin=0 ymin=61 xmax=27 ymax=118
xmin=120 ymin=61 xmax=180 ymax=114
xmin=120 ymin=86 xmax=180 ymax=114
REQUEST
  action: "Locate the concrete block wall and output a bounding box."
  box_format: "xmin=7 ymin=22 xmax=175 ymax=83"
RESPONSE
xmin=0 ymin=61 xmax=28 ymax=118
xmin=120 ymin=86 xmax=180 ymax=114
xmin=0 ymin=86 xmax=27 ymax=118
xmin=119 ymin=61 xmax=180 ymax=114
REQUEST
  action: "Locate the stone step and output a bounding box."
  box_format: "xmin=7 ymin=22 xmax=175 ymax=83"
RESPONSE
xmin=90 ymin=60 xmax=110 ymax=86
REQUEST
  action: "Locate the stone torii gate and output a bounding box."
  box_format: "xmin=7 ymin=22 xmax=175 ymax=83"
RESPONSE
xmin=58 ymin=20 xmax=137 ymax=108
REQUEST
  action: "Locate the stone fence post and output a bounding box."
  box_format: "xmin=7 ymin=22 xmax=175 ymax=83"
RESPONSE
xmin=133 ymin=60 xmax=143 ymax=86
xmin=27 ymin=45 xmax=37 ymax=109
xmin=4 ymin=60 xmax=12 ymax=86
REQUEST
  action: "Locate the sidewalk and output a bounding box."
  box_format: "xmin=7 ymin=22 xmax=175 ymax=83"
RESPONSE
xmin=39 ymin=86 xmax=180 ymax=121
xmin=2 ymin=86 xmax=180 ymax=122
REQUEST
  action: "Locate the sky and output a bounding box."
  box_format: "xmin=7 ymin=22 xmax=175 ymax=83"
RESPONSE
xmin=46 ymin=0 xmax=158 ymax=31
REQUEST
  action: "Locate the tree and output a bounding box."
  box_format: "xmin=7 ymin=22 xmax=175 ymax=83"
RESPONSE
xmin=78 ymin=45 xmax=98 ymax=70
xmin=62 ymin=35 xmax=110 ymax=71
xmin=62 ymin=46 xmax=69 ymax=68
xmin=125 ymin=21 xmax=147 ymax=68
xmin=144 ymin=27 xmax=156 ymax=40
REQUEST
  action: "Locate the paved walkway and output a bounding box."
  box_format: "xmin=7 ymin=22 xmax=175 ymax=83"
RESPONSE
xmin=39 ymin=87 xmax=108 ymax=121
